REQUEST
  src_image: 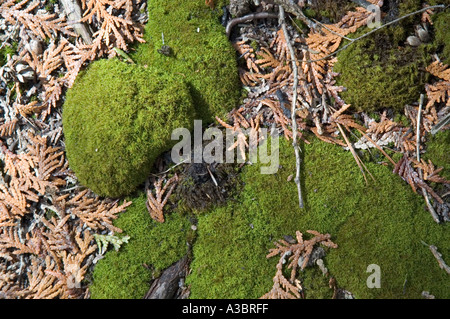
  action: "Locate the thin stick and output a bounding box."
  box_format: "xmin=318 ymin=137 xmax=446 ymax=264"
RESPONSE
xmin=416 ymin=94 xmax=440 ymax=223
xmin=337 ymin=123 xmax=368 ymax=185
xmin=356 ymin=128 xmax=396 ymax=166
xmin=310 ymin=17 xmax=353 ymax=41
xmin=421 ymin=241 xmax=450 ymax=275
xmin=416 ymin=95 xmax=423 ymax=162
xmin=279 ymin=5 xmax=303 ymax=209
xmin=304 ymin=4 xmax=446 ymax=63
xmin=149 ymin=158 xmax=189 ymax=177
xmin=274 ymin=0 xmax=319 ymax=30
xmin=206 ymin=166 xmax=219 ymax=187
xmin=226 ymin=12 xmax=279 ymax=38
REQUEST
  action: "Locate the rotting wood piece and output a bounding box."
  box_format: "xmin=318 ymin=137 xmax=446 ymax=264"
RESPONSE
xmin=59 ymin=0 xmax=93 ymax=44
xmin=144 ymin=255 xmax=191 ymax=299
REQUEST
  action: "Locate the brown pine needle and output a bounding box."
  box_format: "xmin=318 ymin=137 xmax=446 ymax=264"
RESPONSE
xmin=337 ymin=123 xmax=375 ymax=185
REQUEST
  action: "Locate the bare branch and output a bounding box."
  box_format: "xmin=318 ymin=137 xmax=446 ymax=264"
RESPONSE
xmin=279 ymin=5 xmax=303 ymax=209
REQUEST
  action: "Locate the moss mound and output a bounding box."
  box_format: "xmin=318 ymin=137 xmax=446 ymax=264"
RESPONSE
xmin=63 ymin=59 xmax=195 ymax=197
xmin=333 ymin=24 xmax=431 ymax=112
xmin=433 ymin=9 xmax=450 ymax=65
xmin=132 ymin=0 xmax=241 ymax=123
xmin=424 ymin=129 xmax=450 ymax=180
xmin=89 ymin=193 xmax=191 ymax=299
xmin=186 ymin=137 xmax=449 ymax=299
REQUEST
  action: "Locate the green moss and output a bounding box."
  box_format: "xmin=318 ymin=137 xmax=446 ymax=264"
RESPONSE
xmin=333 ymin=2 xmax=450 ymax=113
xmin=423 ymin=129 xmax=450 ymax=180
xmin=433 ymin=9 xmax=450 ymax=65
xmin=306 ymin=0 xmax=356 ymax=23
xmin=186 ymin=136 xmax=449 ymax=299
xmin=62 ymin=58 xmax=196 ymax=197
xmin=89 ymin=193 xmax=191 ymax=299
xmin=131 ymin=0 xmax=240 ymax=123
xmin=334 ymin=24 xmax=431 ymax=112
xmin=0 ymin=43 xmax=16 ymax=67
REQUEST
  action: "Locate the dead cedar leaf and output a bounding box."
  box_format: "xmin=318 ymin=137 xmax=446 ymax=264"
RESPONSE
xmin=426 ymin=61 xmax=450 ymax=82
xmin=261 ymin=230 xmax=337 ymax=299
xmin=205 ymin=0 xmax=214 ymax=9
xmin=146 ymin=174 xmax=179 ymax=223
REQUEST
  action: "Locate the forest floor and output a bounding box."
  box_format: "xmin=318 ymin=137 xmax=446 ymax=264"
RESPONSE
xmin=0 ymin=0 xmax=449 ymax=299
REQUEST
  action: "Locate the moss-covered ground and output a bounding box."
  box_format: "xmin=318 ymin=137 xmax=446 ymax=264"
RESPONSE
xmin=333 ymin=26 xmax=431 ymax=112
xmin=186 ymin=136 xmax=449 ymax=299
xmin=89 ymin=193 xmax=192 ymax=299
xmin=333 ymin=1 xmax=450 ymax=113
xmin=63 ymin=59 xmax=196 ymax=197
xmin=91 ymin=135 xmax=449 ymax=299
xmin=131 ymin=0 xmax=241 ymax=123
xmin=423 ymin=130 xmax=450 ymax=180
xmin=86 ymin=1 xmax=449 ymax=299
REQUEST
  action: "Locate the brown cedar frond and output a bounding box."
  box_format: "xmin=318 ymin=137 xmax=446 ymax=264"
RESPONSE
xmin=14 ymin=101 xmax=46 ymax=118
xmin=205 ymin=0 xmax=215 ymax=10
xmin=426 ymin=61 xmax=450 ymax=81
xmin=145 ymin=174 xmax=179 ymax=223
xmin=260 ymin=258 xmax=300 ymax=299
xmin=60 ymin=190 xmax=131 ymax=232
xmin=238 ymin=68 xmax=262 ymax=86
xmin=0 ymin=119 xmax=18 ymax=137
xmin=22 ymin=40 xmax=67 ymax=117
xmin=367 ymin=117 xmax=398 ymax=136
xmin=233 ymin=40 xmax=259 ymax=73
xmin=25 ymin=255 xmax=64 ymax=299
xmin=26 ymin=134 xmax=66 ymax=186
xmin=331 ymin=104 xmax=351 ymax=119
xmin=393 ymin=155 xmax=443 ymax=204
xmin=262 ymin=230 xmax=337 ymax=299
xmin=413 ymin=159 xmax=450 ymax=184
xmin=0 ymin=226 xmax=40 ymax=255
xmin=421 ymin=4 xmax=434 ymax=25
xmin=270 ymin=29 xmax=290 ymax=61
xmin=425 ymin=82 xmax=450 ymax=109
xmin=0 ymin=0 xmax=76 ymax=39
xmin=215 ymin=115 xmax=234 ymax=130
xmin=256 ymin=47 xmax=280 ymax=69
xmin=425 ymin=61 xmax=450 ymax=109
xmin=268 ymin=64 xmax=291 ymax=82
xmin=80 ymin=0 xmax=144 ymax=56
xmin=303 ymin=7 xmax=371 ymax=93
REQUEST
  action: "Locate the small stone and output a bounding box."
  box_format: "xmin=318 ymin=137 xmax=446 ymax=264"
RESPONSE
xmin=283 ymin=235 xmax=296 ymax=244
xmin=406 ymin=35 xmax=421 ymax=47
xmin=191 ymin=225 xmax=197 ymax=231
xmin=26 ymin=40 xmax=42 ymax=55
xmin=157 ymin=45 xmax=172 ymax=56
xmin=415 ymin=25 xmax=430 ymax=43
xmin=287 ymin=174 xmax=293 ymax=182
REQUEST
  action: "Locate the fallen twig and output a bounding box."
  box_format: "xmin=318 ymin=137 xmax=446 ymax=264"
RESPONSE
xmin=305 ymin=4 xmax=446 ymax=63
xmin=337 ymin=123 xmax=374 ymax=185
xmin=421 ymin=241 xmax=450 ymax=275
xmin=430 ymin=112 xmax=450 ymax=135
xmin=226 ymin=12 xmax=279 ymax=38
xmin=416 ymin=94 xmax=440 ymax=223
xmin=274 ymin=0 xmax=319 ymax=30
xmin=279 ymin=5 xmax=303 ymax=209
xmin=60 ymin=0 xmax=93 ymax=44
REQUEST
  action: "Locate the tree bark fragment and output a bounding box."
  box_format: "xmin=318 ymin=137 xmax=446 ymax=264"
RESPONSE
xmin=59 ymin=0 xmax=93 ymax=44
xmin=143 ymin=255 xmax=191 ymax=299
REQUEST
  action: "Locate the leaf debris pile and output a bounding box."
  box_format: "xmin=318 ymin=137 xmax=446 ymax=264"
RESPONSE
xmin=220 ymin=0 xmax=449 ymax=222
xmin=0 ymin=0 xmax=142 ymax=298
